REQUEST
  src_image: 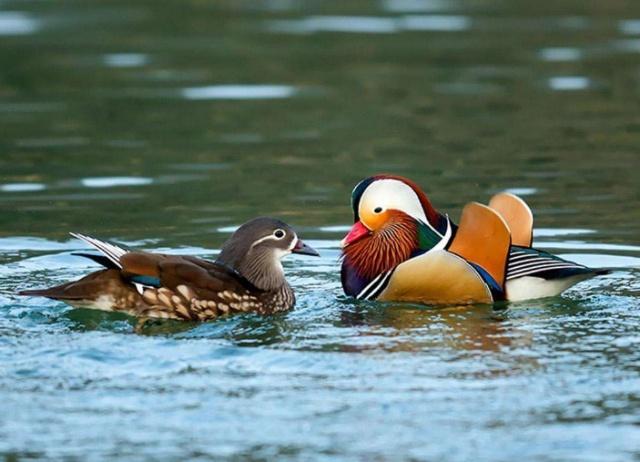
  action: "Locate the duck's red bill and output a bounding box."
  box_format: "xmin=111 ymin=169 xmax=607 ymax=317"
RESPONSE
xmin=341 ymin=221 xmax=371 ymax=248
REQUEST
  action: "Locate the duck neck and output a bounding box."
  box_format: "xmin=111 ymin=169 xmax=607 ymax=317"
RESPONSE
xmin=237 ymin=250 xmax=287 ymax=292
xmin=343 ymin=217 xmax=418 ymax=281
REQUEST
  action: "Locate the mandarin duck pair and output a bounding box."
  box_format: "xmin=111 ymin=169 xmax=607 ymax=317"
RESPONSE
xmin=19 ymin=175 xmax=608 ymax=321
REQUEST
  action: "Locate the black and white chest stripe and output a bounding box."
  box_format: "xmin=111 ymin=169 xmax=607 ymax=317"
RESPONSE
xmin=506 ymin=248 xmax=587 ymax=280
xmin=356 ymin=269 xmax=395 ymax=301
xmin=356 ymin=217 xmax=452 ymax=301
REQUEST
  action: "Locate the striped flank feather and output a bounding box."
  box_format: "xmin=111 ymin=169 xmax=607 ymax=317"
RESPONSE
xmin=506 ymin=246 xmax=588 ymax=280
xmin=357 ymin=270 xmax=395 ymax=301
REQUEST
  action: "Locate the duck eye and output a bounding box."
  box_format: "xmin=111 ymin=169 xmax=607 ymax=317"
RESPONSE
xmin=374 ymin=207 xmax=383 ymax=214
xmin=274 ymin=229 xmax=285 ymax=239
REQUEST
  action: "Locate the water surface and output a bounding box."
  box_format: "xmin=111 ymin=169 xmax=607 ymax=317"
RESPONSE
xmin=1 ymin=0 xmax=639 ymax=460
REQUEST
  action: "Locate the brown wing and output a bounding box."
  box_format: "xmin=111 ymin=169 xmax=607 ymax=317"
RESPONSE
xmin=119 ymin=253 xmax=262 ymax=320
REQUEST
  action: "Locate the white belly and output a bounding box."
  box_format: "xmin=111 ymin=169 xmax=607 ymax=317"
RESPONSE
xmin=506 ymin=275 xmax=591 ymax=302
xmin=67 ymin=294 xmax=117 ymax=312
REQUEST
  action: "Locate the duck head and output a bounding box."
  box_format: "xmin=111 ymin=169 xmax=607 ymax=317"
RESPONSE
xmin=341 ymin=175 xmax=450 ymax=283
xmin=217 ymin=217 xmax=319 ymax=291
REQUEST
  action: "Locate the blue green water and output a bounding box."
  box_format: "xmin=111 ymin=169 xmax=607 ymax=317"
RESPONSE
xmin=1 ymin=0 xmax=640 ymax=460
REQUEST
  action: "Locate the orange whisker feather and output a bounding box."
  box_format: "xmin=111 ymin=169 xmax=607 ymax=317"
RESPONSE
xmin=343 ymin=212 xmax=418 ymax=279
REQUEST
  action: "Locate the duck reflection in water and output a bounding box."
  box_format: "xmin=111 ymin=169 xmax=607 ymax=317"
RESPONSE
xmin=339 ymin=302 xmax=533 ymax=354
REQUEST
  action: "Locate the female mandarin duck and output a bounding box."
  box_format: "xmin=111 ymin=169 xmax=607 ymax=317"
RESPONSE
xmin=19 ymin=217 xmax=319 ymax=320
xmin=341 ymin=175 xmax=608 ymax=305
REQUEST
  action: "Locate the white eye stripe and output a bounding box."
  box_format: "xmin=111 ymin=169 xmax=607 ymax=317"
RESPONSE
xmin=359 ymin=179 xmax=444 ymax=236
xmin=250 ymin=234 xmax=279 ymax=248
xmin=288 ymin=234 xmax=299 ymax=250
xmin=360 ymin=179 xmax=427 ymax=223
xmin=250 ymin=231 xmax=293 ymax=249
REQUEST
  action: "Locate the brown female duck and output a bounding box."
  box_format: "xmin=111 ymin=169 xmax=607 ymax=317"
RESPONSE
xmin=19 ymin=217 xmax=319 ymax=321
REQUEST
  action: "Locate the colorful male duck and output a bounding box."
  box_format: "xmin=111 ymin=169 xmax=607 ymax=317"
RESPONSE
xmin=341 ymin=175 xmax=607 ymax=305
xmin=19 ymin=217 xmax=319 ymax=320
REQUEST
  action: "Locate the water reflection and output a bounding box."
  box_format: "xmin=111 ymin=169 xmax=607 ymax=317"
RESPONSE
xmin=504 ymin=187 xmax=538 ymax=196
xmin=103 ymin=53 xmax=149 ymax=68
xmin=548 ymin=76 xmax=591 ymax=91
xmin=619 ymin=19 xmax=640 ymax=35
xmin=401 ymin=14 xmax=470 ymax=31
xmin=534 ymin=228 xmax=594 ymax=237
xmin=15 ymin=137 xmax=88 ymax=148
xmin=80 ymin=177 xmax=153 ymax=188
xmin=318 ymin=225 xmax=351 ymax=233
xmin=612 ymin=38 xmax=640 ymax=52
xmin=382 ymin=0 xmax=454 ymax=13
xmin=339 ymin=303 xmax=529 ymax=353
xmin=0 ymin=183 xmax=46 ymax=193
xmin=181 ymin=85 xmax=297 ymax=100
xmin=2 ymin=0 xmax=640 ymax=458
xmin=268 ymin=16 xmax=398 ymax=34
xmin=220 ymin=133 xmax=264 ymax=144
xmin=435 ymin=81 xmax=500 ymax=95
xmin=536 ymin=241 xmax=640 ymax=252
xmin=539 ymin=47 xmax=583 ymax=62
xmin=268 ymin=14 xmax=470 ymax=34
xmin=0 ymin=11 xmax=39 ymax=35
xmin=0 ymin=102 xmax=64 ymax=113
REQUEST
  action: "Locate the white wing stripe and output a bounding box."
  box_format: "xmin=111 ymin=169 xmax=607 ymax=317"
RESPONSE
xmin=507 ymin=264 xmax=585 ymax=280
xmin=70 ymin=232 xmax=127 ymax=269
xmin=511 ymin=262 xmax=583 ymax=272
xmin=133 ymin=282 xmax=148 ymax=295
xmin=509 ymin=259 xmax=584 ymax=273
xmin=509 ymin=254 xmax=539 ymax=262
xmin=509 ymin=261 xmax=554 ymax=271
xmin=86 ymin=237 xmax=122 ymax=264
xmin=509 ymin=256 xmax=581 ymax=270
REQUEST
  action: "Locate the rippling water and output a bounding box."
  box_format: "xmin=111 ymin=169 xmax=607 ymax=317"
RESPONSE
xmin=1 ymin=0 xmax=639 ymax=460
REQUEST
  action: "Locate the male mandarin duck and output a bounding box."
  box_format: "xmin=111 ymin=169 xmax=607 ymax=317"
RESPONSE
xmin=341 ymin=175 xmax=608 ymax=305
xmin=19 ymin=217 xmax=319 ymax=320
